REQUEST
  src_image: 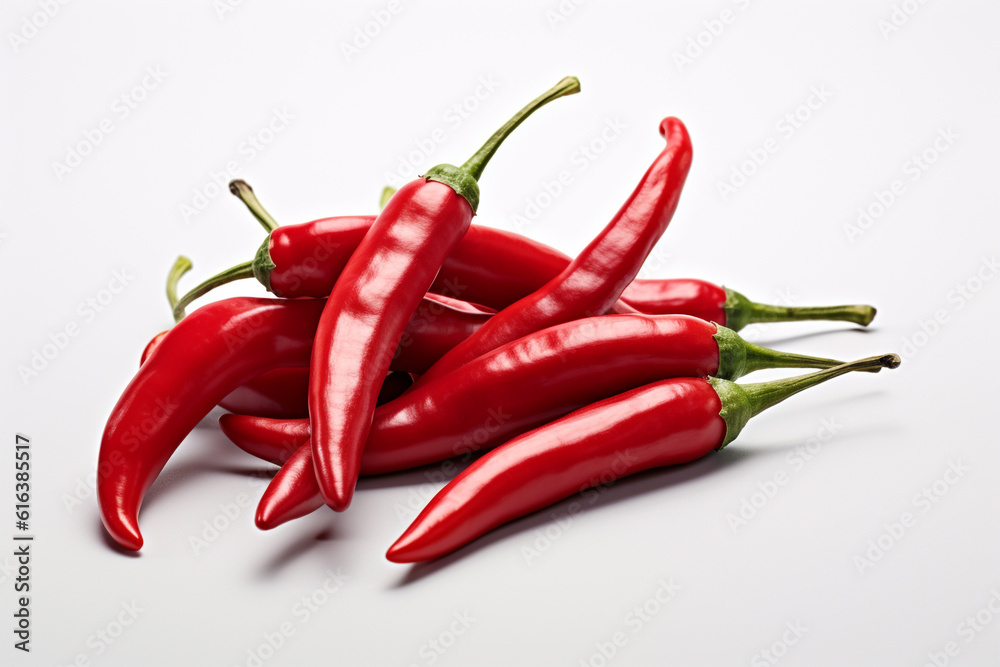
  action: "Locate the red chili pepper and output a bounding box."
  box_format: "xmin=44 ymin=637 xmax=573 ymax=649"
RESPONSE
xmin=220 ymin=315 xmax=858 ymax=529
xmin=412 ymin=117 xmax=694 ymax=388
xmin=98 ymin=296 xmax=485 ymax=551
xmin=386 ymin=354 xmax=900 ymax=562
xmin=309 ymin=77 xmax=581 ymax=511
xmin=621 ymin=278 xmax=876 ymax=331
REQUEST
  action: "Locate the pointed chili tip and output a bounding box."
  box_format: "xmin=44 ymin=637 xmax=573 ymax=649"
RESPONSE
xmin=255 ymin=503 xmax=278 ymax=531
xmin=328 ymin=496 xmax=351 ymax=513
xmin=217 ymin=413 xmax=238 ymax=442
xmin=385 ymin=537 xmax=416 ymax=564
xmin=880 ymin=353 xmax=902 ymax=369
xmin=320 ymin=485 xmax=352 ymax=513
xmin=385 ymin=525 xmax=437 ymax=563
xmin=658 ymin=116 xmax=682 ymax=136
xmin=108 ymin=517 xmax=144 ymax=551
xmin=229 ymin=179 xmax=250 ymax=196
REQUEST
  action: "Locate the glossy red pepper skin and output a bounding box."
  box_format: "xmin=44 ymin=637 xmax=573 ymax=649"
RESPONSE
xmin=266 ymin=216 xmax=569 ymax=310
xmin=98 ymin=296 xmax=485 ymax=551
xmin=219 ymin=416 xmax=308 ymax=466
xmin=387 ymin=378 xmax=724 ymax=562
xmin=415 ymin=118 xmax=693 ymax=387
xmin=621 ymin=278 xmax=728 ymax=325
xmin=266 ymin=216 xmax=370 ymax=298
xmin=237 ymin=315 xmax=850 ymax=529
xmin=143 ymin=338 xmax=311 ymax=418
xmin=423 ymin=292 xmax=495 ymax=314
xmin=310 ymin=179 xmax=474 ymax=510
xmin=218 ymin=369 xmax=411 ymax=420
xmin=220 ymin=368 xmax=310 ymax=418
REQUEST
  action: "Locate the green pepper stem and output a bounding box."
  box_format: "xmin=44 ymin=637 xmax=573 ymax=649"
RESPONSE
xmin=460 ymin=76 xmax=581 ymax=181
xmin=709 ymin=353 xmax=899 ymax=448
xmin=171 ymin=261 xmax=255 ymax=323
xmin=379 ymin=185 xmax=397 ymax=210
xmin=741 ymin=341 xmax=880 ymax=375
xmin=229 ymin=179 xmax=280 ymax=232
xmin=742 ymin=354 xmax=900 ymax=418
xmin=746 ymin=302 xmax=876 ymax=326
xmin=166 ymin=256 xmax=193 ymax=312
xmin=723 ymin=288 xmax=876 ymax=331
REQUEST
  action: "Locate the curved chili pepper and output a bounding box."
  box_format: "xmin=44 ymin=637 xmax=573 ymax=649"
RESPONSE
xmin=98 ymin=296 xmax=486 ymax=551
xmin=386 ymin=354 xmax=900 ymax=562
xmin=310 ymin=77 xmax=581 ymax=511
xmin=223 ymin=315 xmax=859 ymax=529
xmin=413 ymin=117 xmax=694 ymax=388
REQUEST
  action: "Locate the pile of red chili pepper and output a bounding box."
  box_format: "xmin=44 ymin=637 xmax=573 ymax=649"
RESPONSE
xmin=97 ymin=77 xmax=899 ymax=561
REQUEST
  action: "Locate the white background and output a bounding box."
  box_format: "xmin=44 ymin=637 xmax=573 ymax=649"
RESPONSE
xmin=2 ymin=1 xmax=999 ymax=665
